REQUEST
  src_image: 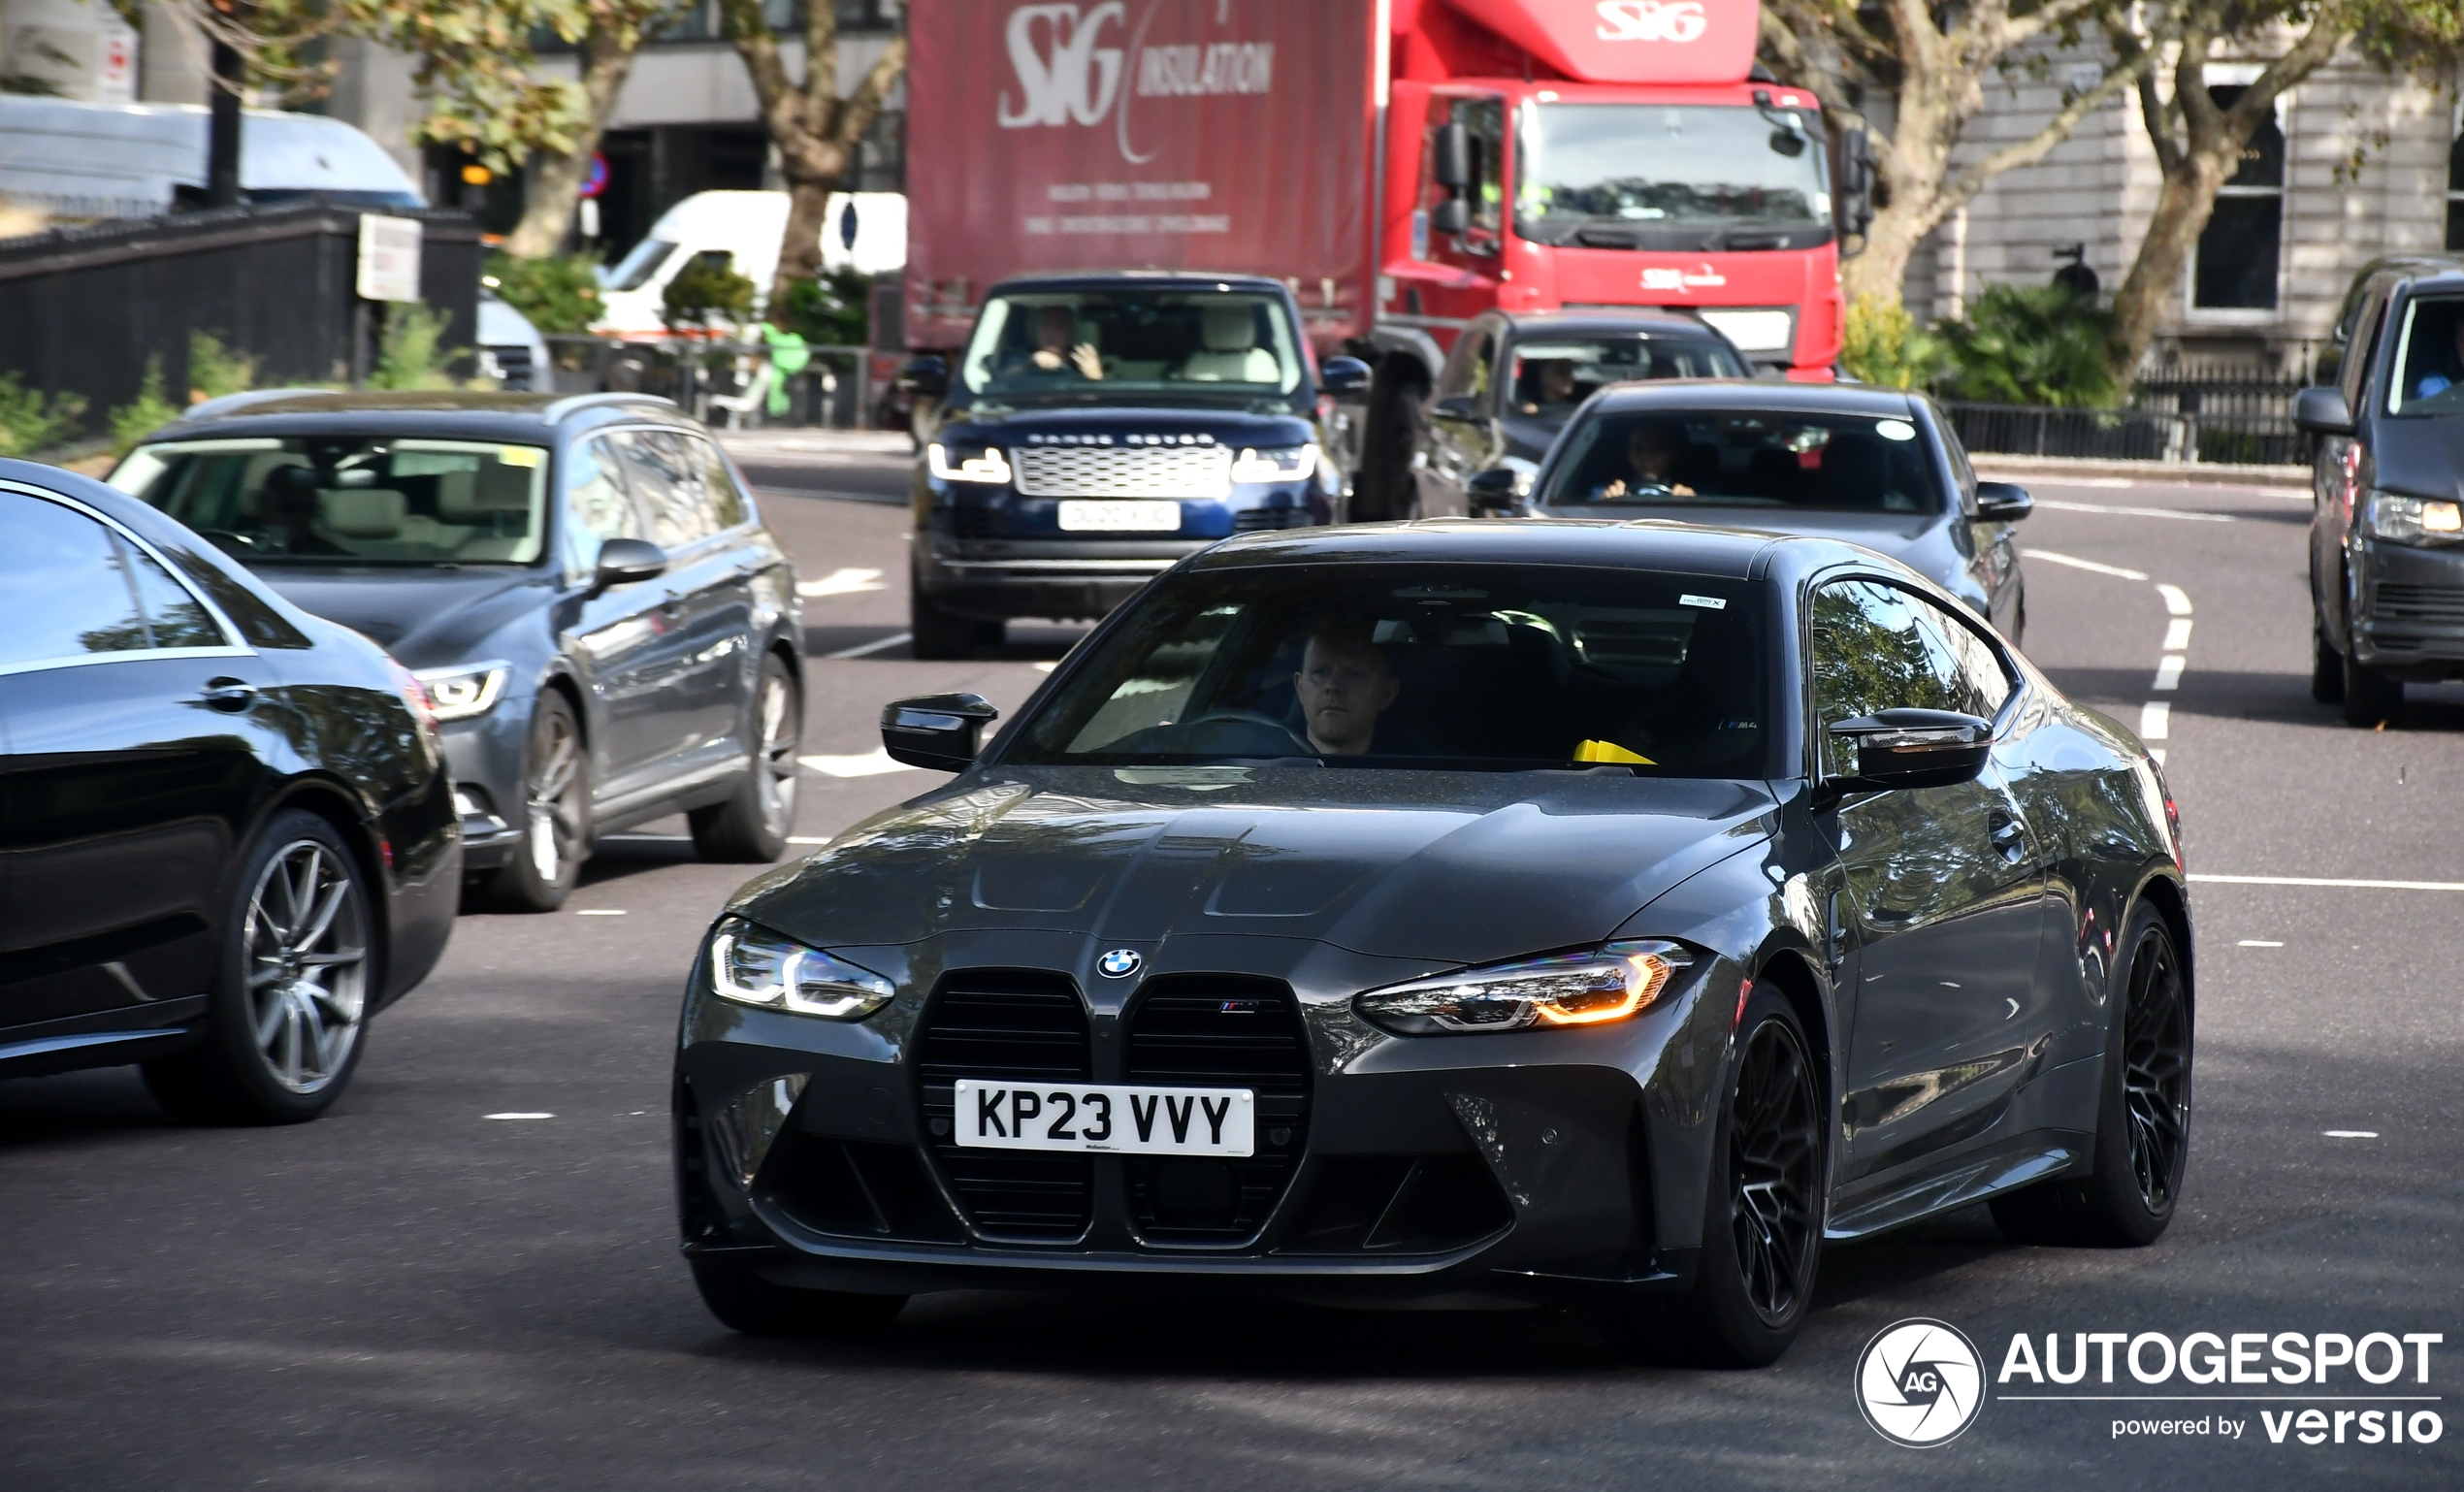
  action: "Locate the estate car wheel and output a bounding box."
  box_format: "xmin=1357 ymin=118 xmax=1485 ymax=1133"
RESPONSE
xmin=909 ymin=572 xmax=980 ymax=661
xmin=2341 ymin=648 xmax=2402 ymax=727
xmin=1991 ymin=901 xmax=2190 ymax=1247
xmin=2312 ymin=621 xmax=2346 ymax=703
xmin=692 ymin=653 xmax=801 ymax=862
xmin=689 ymin=1256 xmax=907 ymax=1338
xmin=483 ymin=692 xmax=588 ymax=912
xmin=143 ymin=810 xmax=373 ymax=1125
xmin=1605 ymin=984 xmax=1823 ymax=1368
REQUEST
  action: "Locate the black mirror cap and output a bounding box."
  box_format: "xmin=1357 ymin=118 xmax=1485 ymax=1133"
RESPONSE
xmin=2293 ymin=385 xmax=2354 ymax=436
xmin=1823 ymin=708 xmax=1993 ymax=795
xmin=898 ymin=355 xmax=949 ymax=399
xmin=1320 ymin=356 xmax=1372 ymax=396
xmin=591 ymin=536 xmax=668 ymax=595
xmin=1430 ymin=197 xmax=1472 ymax=236
xmin=1467 ymin=466 xmax=1525 ymax=513
xmin=882 ymin=691 xmax=999 ymax=771
xmin=1974 ymin=480 xmax=2033 ymax=521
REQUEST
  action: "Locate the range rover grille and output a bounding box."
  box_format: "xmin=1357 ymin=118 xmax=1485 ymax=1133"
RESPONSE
xmin=1122 ymin=976 xmax=1311 ymax=1245
xmin=916 ymin=972 xmax=1093 ymax=1242
xmin=1014 ymin=444 xmax=1231 ymax=500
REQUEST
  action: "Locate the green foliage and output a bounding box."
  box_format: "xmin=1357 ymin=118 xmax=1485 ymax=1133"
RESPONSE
xmin=487 ymin=250 xmax=605 ymax=334
xmin=188 ymin=330 xmax=262 ymax=402
xmin=0 ymin=372 xmax=88 ymax=456
xmin=370 ymin=305 xmax=470 ymax=390
xmin=1839 ymin=295 xmax=1946 ymax=390
xmin=773 ymin=270 xmax=871 ymax=345
xmin=1936 ymin=284 xmax=2125 ymax=409
xmin=662 ymin=257 xmax=758 ymax=333
xmin=110 ymin=360 xmax=181 ymax=456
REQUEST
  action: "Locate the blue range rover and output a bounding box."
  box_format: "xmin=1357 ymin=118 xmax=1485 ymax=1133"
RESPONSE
xmin=902 ymin=273 xmax=1366 ymax=658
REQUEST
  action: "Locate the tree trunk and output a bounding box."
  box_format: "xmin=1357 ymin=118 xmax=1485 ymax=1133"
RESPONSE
xmin=2105 ymin=149 xmax=2233 ymax=377
xmin=771 ymin=155 xmax=845 ymax=301
xmin=1841 ymin=202 xmax=1939 ymax=308
xmin=504 ymin=27 xmax=639 ymax=260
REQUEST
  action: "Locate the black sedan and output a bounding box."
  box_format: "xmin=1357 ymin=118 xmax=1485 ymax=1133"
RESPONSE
xmin=1498 ymin=382 xmax=2032 ymax=642
xmin=110 ymin=390 xmax=807 ymax=911
xmin=671 ymin=521 xmax=2191 ymax=1365
xmin=0 ymin=459 xmax=458 ymax=1121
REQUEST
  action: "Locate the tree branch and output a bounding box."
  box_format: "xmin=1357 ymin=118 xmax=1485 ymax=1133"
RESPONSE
xmin=1930 ymin=49 xmax=2154 ymax=230
xmin=830 ymin=33 xmax=909 ymax=153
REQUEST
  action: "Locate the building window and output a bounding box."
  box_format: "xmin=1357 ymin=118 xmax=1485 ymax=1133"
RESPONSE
xmin=2194 ymin=85 xmax=2285 ymax=311
xmin=2447 ymin=108 xmax=2463 ymax=251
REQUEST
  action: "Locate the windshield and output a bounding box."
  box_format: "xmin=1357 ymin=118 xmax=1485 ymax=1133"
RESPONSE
xmin=1009 ymin=563 xmax=1773 ymax=776
xmin=1508 ymin=336 xmax=1747 ymax=417
xmin=960 ymin=289 xmax=1304 ymax=404
xmin=1540 ymin=409 xmax=1942 ymax=514
xmin=1517 ymin=104 xmax=1829 ymax=249
xmin=2387 ymin=296 xmax=2464 ymax=416
xmin=112 ymin=437 xmax=549 ymax=566
xmin=604 ymin=239 xmax=677 ymax=292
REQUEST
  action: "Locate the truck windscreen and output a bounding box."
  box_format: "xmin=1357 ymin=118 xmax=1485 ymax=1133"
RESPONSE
xmin=1516 ymin=105 xmax=1830 ymax=250
xmin=960 ymin=290 xmax=1305 ymax=404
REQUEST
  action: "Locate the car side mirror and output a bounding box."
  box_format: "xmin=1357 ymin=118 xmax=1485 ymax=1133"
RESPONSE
xmin=1822 ymin=708 xmax=1992 ymax=797
xmin=590 ymin=536 xmax=668 ymax=597
xmin=1431 ymin=393 xmax=1480 ymax=422
xmin=898 ymin=355 xmax=949 ymax=400
xmin=1320 ymin=356 xmax=1372 ymax=397
xmin=882 ymin=692 xmax=999 ymax=771
xmin=2293 ymin=385 xmax=2353 ymax=436
xmin=1467 ymin=467 xmax=1525 ymax=513
xmin=1974 ymin=481 xmax=2033 ymax=522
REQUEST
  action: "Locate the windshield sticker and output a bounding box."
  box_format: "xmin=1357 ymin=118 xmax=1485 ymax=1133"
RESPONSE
xmin=1679 ymin=594 xmax=1728 ymax=609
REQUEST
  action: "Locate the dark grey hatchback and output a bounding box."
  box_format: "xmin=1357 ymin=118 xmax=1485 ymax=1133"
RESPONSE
xmin=111 ymin=391 xmax=807 ymax=910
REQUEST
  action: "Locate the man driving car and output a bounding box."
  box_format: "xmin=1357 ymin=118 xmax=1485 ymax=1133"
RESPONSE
xmin=1597 ymin=422 xmax=1698 ymax=500
xmin=1294 ymin=619 xmax=1402 ymax=756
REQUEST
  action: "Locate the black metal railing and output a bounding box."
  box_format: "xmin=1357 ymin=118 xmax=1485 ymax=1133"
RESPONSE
xmin=540 ymin=335 xmax=866 ymax=428
xmin=1944 ymin=362 xmax=2311 ymax=467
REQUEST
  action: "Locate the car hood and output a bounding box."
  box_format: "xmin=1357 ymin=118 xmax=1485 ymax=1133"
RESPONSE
xmin=2371 ymin=414 xmax=2464 ymax=503
xmin=248 ymin=566 xmax=554 ymax=665
xmin=734 ymin=766 xmax=1777 ymax=968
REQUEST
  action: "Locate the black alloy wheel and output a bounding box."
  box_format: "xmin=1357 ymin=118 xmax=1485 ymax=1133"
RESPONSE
xmin=689 ymin=1255 xmax=907 ymax=1338
xmin=1992 ymin=901 xmax=2191 ymax=1247
xmin=484 ymin=692 xmax=588 ymax=912
xmin=692 ymin=653 xmax=802 ymax=862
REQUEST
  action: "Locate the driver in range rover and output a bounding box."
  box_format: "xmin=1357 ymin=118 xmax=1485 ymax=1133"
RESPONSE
xmin=1294 ymin=619 xmax=1403 ymax=756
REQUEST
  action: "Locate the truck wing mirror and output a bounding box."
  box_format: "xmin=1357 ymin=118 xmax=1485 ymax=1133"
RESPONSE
xmin=1430 ymin=198 xmax=1471 ymax=236
xmin=1834 ymin=126 xmax=1875 ymax=239
xmin=1433 ymin=121 xmax=1473 ymax=191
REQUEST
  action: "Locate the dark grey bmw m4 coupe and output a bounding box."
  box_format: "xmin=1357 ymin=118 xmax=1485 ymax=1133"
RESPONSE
xmin=673 ymin=521 xmax=2192 ymax=1366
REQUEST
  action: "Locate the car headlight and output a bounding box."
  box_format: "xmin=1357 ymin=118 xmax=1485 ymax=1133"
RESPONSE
xmin=411 ymin=661 xmax=510 ymax=722
xmin=707 ymin=918 xmax=895 ymax=1020
xmin=927 ymin=442 xmax=1013 ymax=484
xmin=2364 ymin=489 xmax=2464 ymax=546
xmin=1229 ymin=443 xmax=1319 ymax=484
xmin=1354 ymin=940 xmax=1691 ymax=1035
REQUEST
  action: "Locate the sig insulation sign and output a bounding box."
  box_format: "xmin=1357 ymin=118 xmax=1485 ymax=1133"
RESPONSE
xmin=904 ymin=0 xmax=1378 ymax=348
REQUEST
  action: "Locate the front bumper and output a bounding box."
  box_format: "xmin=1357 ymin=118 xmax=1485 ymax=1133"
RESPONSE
xmin=672 ymin=932 xmax=1736 ymax=1302
xmin=438 ymin=700 xmax=532 ymax=871
xmin=914 ymin=535 xmax=1209 ymax=621
xmin=2353 ymin=537 xmax=2464 ymax=676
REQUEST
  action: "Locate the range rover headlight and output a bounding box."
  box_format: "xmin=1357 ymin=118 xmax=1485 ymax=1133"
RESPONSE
xmin=2363 ymin=489 xmax=2464 ymax=546
xmin=1355 ymin=940 xmax=1691 ymax=1035
xmin=1229 ymin=443 xmax=1319 ymax=484
xmin=707 ymin=917 xmax=894 ymax=1020
xmin=927 ymin=442 xmax=1014 ymax=484
xmin=411 ymin=661 xmax=510 ymax=722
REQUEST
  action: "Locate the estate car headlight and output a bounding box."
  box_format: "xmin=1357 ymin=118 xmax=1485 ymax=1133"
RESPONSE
xmin=927 ymin=441 xmax=1014 ymax=484
xmin=1229 ymin=443 xmax=1319 ymax=484
xmin=707 ymin=917 xmax=895 ymax=1021
xmin=411 ymin=660 xmax=509 ymax=722
xmin=1355 ymin=940 xmax=1692 ymax=1035
xmin=2364 ymin=489 xmax=2464 ymax=546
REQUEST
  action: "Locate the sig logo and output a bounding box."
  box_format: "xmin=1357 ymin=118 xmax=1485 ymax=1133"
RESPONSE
xmin=998 ymin=3 xmax=1126 ymax=130
xmin=1595 ymin=0 xmax=1709 ymax=44
xmin=1857 ymin=1319 xmax=1987 ymax=1447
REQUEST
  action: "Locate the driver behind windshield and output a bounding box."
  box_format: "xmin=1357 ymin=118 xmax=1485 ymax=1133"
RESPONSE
xmin=1595 ymin=422 xmax=1698 ymax=500
xmin=1294 ymin=619 xmax=1402 ymax=756
xmin=256 ymin=465 xmax=352 ymax=557
xmin=1518 ymin=359 xmax=1579 ymax=414
xmin=1004 ymin=304 xmax=1104 ymax=381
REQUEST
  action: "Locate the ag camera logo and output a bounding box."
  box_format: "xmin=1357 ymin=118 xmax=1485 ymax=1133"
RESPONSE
xmin=1857 ymin=1319 xmax=1987 ymax=1447
xmin=1595 ymin=1 xmax=1709 ymax=43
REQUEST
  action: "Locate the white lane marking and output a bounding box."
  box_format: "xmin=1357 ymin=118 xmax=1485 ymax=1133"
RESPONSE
xmin=2323 ymin=1131 xmax=2380 ymax=1140
xmin=800 ymin=748 xmax=920 ymax=778
xmin=2035 ymin=498 xmax=2234 ymax=523
xmin=823 ymin=631 xmax=913 ymax=660
xmin=796 ymin=567 xmax=886 ymax=598
xmin=2191 ymin=873 xmax=2464 ymax=892
xmin=2150 ymin=747 xmax=2166 ymax=766
xmin=2236 ymin=939 xmax=2286 ymax=947
xmin=486 ymin=1113 xmax=555 ymax=1120
xmin=2157 ymin=584 xmax=2193 ymax=616
xmin=2153 ymin=656 xmax=2185 ymax=691
xmin=575 ymin=909 xmax=627 ymax=917
xmin=1034 ymin=661 xmax=1058 ymax=672
xmin=2162 ymin=618 xmax=2193 ymax=649
xmin=2022 ymin=548 xmax=2148 ymax=581
xmin=2139 ymin=701 xmax=2171 ymax=739
xmin=787 ymin=835 xmax=832 ymax=846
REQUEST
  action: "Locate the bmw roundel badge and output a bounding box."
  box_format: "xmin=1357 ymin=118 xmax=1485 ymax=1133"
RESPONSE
xmin=1097 ymin=949 xmax=1143 ymax=979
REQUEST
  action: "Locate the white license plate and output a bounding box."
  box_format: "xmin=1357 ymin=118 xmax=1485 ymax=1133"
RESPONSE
xmin=1057 ymin=500 xmax=1182 ymax=532
xmin=954 ymin=1079 xmax=1253 ymax=1156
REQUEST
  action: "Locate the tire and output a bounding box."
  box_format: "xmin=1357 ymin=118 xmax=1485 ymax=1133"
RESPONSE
xmin=143 ymin=809 xmax=374 ymax=1125
xmin=691 ymin=653 xmax=801 ymax=863
xmin=690 ymin=1256 xmax=907 ymax=1338
xmin=1603 ymin=984 xmax=1824 ymax=1368
xmin=2312 ymin=619 xmax=2346 ymax=703
xmin=1991 ymin=901 xmax=2191 ymax=1248
xmin=909 ymin=572 xmax=980 ymax=661
xmin=1351 ymin=371 xmax=1428 ymax=522
xmin=2341 ymin=647 xmax=2402 ymax=727
xmin=481 ymin=691 xmax=589 ymax=912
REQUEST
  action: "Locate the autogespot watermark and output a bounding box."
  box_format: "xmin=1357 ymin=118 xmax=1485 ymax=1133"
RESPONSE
xmin=1857 ymin=1320 xmax=2447 ymax=1451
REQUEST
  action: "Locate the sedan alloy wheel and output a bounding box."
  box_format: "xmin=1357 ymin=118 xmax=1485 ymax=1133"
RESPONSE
xmin=243 ymin=839 xmax=370 ymax=1093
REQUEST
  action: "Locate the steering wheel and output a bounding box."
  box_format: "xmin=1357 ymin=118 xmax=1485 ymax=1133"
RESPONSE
xmin=1175 ymin=707 xmax=1314 ymax=756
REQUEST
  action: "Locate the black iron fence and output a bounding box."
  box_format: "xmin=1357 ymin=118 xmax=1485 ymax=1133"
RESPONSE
xmin=1943 ymin=364 xmax=2311 ymax=467
xmin=540 ymin=335 xmax=867 ymax=428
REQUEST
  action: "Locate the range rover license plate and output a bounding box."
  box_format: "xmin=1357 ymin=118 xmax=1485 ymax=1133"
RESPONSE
xmin=1057 ymin=500 xmax=1181 ymax=532
xmin=953 ymin=1079 xmax=1253 ymax=1156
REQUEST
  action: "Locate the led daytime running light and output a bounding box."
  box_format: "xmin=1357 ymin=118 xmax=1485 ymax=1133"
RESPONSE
xmin=708 ymin=918 xmax=895 ymax=1021
xmin=1229 ymin=443 xmax=1319 ymax=484
xmin=928 ymin=442 xmax=1014 ymax=484
xmin=412 ymin=662 xmax=510 ymax=722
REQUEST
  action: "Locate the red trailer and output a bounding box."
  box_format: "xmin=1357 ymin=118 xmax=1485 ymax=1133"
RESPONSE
xmin=903 ymin=0 xmax=1865 ymax=504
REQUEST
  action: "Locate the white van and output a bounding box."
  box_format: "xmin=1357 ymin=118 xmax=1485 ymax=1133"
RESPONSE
xmin=593 ymin=189 xmax=908 ymax=335
xmin=0 ymin=95 xmax=425 ymax=221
